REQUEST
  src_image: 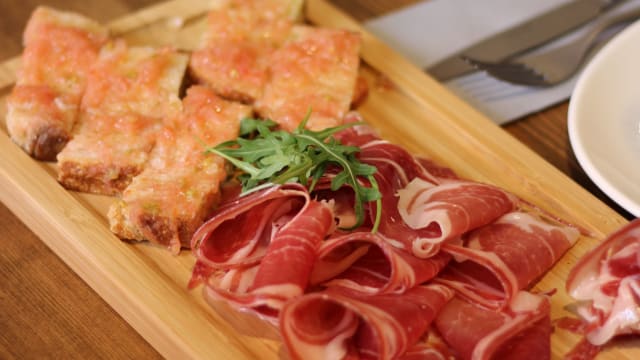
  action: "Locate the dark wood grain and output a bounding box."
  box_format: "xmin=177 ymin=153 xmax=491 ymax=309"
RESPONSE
xmin=0 ymin=0 xmax=630 ymax=358
xmin=504 ymin=103 xmax=634 ymax=219
xmin=0 ymin=1 xmax=162 ymax=359
xmin=0 ymin=203 xmax=162 ymax=359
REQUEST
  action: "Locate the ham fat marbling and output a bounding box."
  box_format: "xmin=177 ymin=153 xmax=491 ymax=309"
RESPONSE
xmin=397 ymin=178 xmax=519 ymax=257
xmin=435 ymin=291 xmax=552 ymax=360
xmin=567 ymin=219 xmax=640 ymax=346
xmin=436 ymin=212 xmax=579 ymax=310
xmin=280 ymin=284 xmax=453 ymax=360
xmin=189 ymin=125 xmax=583 ymax=359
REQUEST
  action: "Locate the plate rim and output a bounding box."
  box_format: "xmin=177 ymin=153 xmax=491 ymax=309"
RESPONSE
xmin=568 ymin=19 xmax=640 ymax=218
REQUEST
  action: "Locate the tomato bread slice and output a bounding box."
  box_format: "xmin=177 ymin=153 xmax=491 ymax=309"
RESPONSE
xmin=57 ymin=41 xmax=188 ymax=195
xmin=108 ymin=86 xmax=252 ymax=253
xmin=6 ymin=6 xmax=108 ymax=160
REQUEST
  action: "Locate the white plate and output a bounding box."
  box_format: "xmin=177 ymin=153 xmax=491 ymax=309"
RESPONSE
xmin=568 ymin=19 xmax=640 ymax=217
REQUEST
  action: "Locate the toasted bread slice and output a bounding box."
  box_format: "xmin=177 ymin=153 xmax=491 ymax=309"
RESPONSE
xmin=57 ymin=41 xmax=188 ymax=195
xmin=6 ymin=6 xmax=108 ymax=160
xmin=255 ymin=25 xmax=362 ymax=131
xmin=77 ymin=41 xmax=187 ymax=119
xmin=189 ymin=0 xmax=302 ymax=103
xmin=57 ymin=112 xmax=160 ymax=195
xmin=108 ymin=86 xmax=252 ymax=253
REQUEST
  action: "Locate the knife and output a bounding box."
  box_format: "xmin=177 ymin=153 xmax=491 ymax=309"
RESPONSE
xmin=427 ymin=0 xmax=624 ymax=81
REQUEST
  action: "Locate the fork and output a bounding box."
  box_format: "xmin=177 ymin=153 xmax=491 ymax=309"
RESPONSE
xmin=464 ymin=6 xmax=640 ymax=87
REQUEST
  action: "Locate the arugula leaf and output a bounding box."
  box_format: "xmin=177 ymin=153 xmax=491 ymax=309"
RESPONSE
xmin=239 ymin=118 xmax=278 ymax=137
xmin=207 ymin=115 xmax=381 ymax=232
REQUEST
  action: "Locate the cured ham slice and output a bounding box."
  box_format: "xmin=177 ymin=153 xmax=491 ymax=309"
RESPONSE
xmin=190 ymin=183 xmax=330 ymax=280
xmin=108 ymin=86 xmax=252 ymax=253
xmin=435 ymin=292 xmax=552 ymax=360
xmin=435 ymin=212 xmax=579 ymax=309
xmin=201 ymin=199 xmax=333 ymax=323
xmin=313 ymin=154 xmax=443 ymax=257
xmin=280 ymin=284 xmax=453 ymax=360
xmin=397 ymin=178 xmax=518 ymax=257
xmin=310 ymin=231 xmax=450 ymax=294
xmin=566 ymin=218 xmax=640 ymax=346
xmin=400 ymin=344 xmax=449 ymax=360
xmin=335 ymin=124 xmax=444 ymax=186
xmin=399 ymin=329 xmax=455 ymax=360
xmin=332 ymin=127 xmax=457 ymax=257
xmin=374 ymin=170 xmax=443 ymax=257
xmin=332 ymin=116 xmax=381 ymax=145
xmin=416 ymin=158 xmax=459 ymax=181
xmin=359 ymin=140 xmax=441 ymax=185
xmin=7 ymin=6 xmax=108 ymax=160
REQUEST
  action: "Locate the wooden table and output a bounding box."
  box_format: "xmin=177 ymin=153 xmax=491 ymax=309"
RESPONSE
xmin=0 ymin=0 xmax=632 ymax=358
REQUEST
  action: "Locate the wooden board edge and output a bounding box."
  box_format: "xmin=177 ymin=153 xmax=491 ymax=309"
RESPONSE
xmin=0 ymin=118 xmax=270 ymax=358
xmin=0 ymin=57 xmax=19 ymax=90
xmin=0 ymin=0 xmax=633 ymax=358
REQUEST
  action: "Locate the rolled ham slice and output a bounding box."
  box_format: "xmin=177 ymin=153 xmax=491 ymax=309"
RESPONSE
xmin=435 ymin=212 xmax=579 ymax=309
xmin=310 ymin=231 xmax=450 ymax=294
xmin=397 ymin=178 xmax=519 ymax=257
xmin=326 ymin=124 xmax=469 ymax=258
xmin=371 ymin=166 xmax=441 ymax=257
xmin=399 ymin=329 xmax=455 ymax=360
xmin=358 ymin=139 xmax=441 ymax=186
xmin=201 ymin=199 xmax=334 ymax=324
xmin=339 ymin=132 xmax=455 ymax=257
xmin=280 ymin=284 xmax=453 ymax=360
xmin=434 ymin=291 xmax=552 ymax=360
xmin=334 ymin=120 xmax=458 ymax=183
xmin=309 ymin=127 xmax=441 ymax=235
xmin=191 ymin=183 xmax=314 ymax=271
xmin=566 ymin=218 xmax=640 ymax=346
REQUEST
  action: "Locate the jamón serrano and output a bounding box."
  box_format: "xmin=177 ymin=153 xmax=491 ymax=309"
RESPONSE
xmin=435 ymin=292 xmax=552 ymax=360
xmin=280 ymin=284 xmax=453 ymax=360
xmin=567 ymin=219 xmax=640 ymax=346
xmin=310 ymin=231 xmax=451 ymax=294
xmin=436 ymin=212 xmax=579 ymax=310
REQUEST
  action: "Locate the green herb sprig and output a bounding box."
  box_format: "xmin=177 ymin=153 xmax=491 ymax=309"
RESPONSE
xmin=207 ymin=115 xmax=381 ymax=232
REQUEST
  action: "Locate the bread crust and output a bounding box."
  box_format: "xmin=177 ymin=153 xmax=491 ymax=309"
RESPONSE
xmin=255 ymin=25 xmax=362 ymax=131
xmin=56 ymin=43 xmax=188 ymax=195
xmin=58 ymin=160 xmax=143 ymax=196
xmin=188 ymin=0 xmax=302 ymax=103
xmin=107 ymin=86 xmax=252 ymax=253
xmin=7 ymin=6 xmax=108 ymax=160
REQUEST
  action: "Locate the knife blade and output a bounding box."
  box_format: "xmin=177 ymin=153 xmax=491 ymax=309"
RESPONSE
xmin=427 ymin=0 xmax=624 ymax=81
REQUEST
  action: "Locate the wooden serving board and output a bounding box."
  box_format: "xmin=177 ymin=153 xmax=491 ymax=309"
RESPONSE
xmin=0 ymin=0 xmax=637 ymax=358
